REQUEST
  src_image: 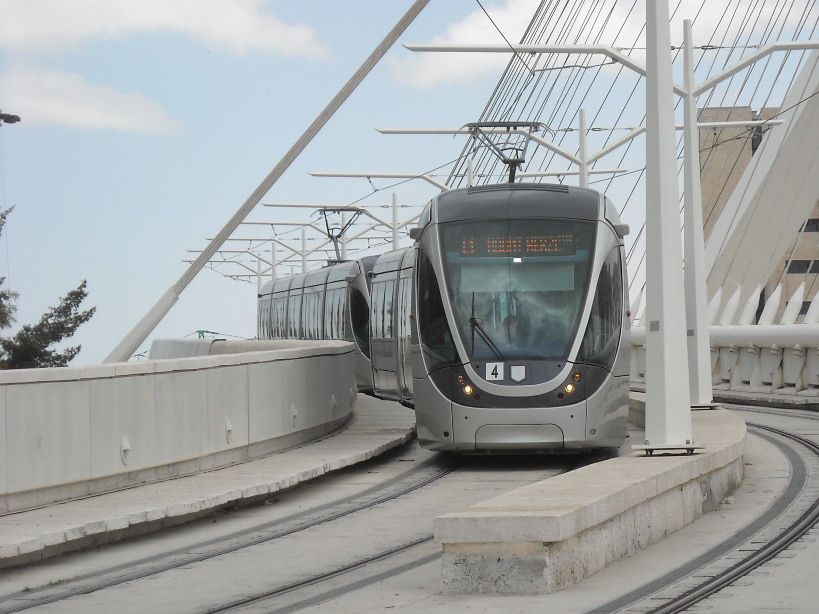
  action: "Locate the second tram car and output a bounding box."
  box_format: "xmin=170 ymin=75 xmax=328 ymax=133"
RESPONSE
xmin=258 ymin=183 xmax=630 ymax=453
xmin=258 ymin=256 xmax=376 ymax=392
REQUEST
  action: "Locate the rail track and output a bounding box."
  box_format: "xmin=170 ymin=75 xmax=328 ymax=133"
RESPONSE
xmin=0 ymin=447 xmax=455 ymax=614
xmin=599 ymin=404 xmax=819 ymax=613
xmin=1 ymin=444 xmax=580 ymax=613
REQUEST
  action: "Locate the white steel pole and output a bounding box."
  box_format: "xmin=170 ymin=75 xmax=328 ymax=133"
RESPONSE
xmin=392 ymin=193 xmax=400 ymax=247
xmin=271 ymin=244 xmax=277 ymax=282
xmin=578 ymin=108 xmax=589 ymax=188
xmin=103 ymin=0 xmax=430 ymax=363
xmin=341 ymin=212 xmax=348 ymax=260
xmin=682 ymin=19 xmax=714 ymax=406
xmin=467 ymin=157 xmax=475 ymax=187
xmin=256 ymin=256 xmax=262 ymax=293
xmin=301 ymin=228 xmax=308 ymax=273
xmin=643 ymin=0 xmax=693 ymax=448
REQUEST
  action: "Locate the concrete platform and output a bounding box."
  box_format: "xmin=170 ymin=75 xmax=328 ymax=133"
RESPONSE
xmin=0 ymin=395 xmax=415 ymax=568
xmin=435 ymin=408 xmax=746 ymax=594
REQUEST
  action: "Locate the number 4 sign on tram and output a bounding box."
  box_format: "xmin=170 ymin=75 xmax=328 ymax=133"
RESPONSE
xmin=486 ymin=362 xmax=504 ymax=381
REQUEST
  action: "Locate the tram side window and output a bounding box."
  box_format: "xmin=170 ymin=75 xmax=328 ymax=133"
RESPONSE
xmin=350 ymin=287 xmax=370 ymax=357
xmin=371 ymin=280 xmax=395 ymax=339
xmin=317 ymin=290 xmax=327 ymax=339
xmin=323 ymin=287 xmax=346 ymax=340
xmin=303 ymin=290 xmax=324 ymax=339
xmin=335 ymin=288 xmax=346 ymax=339
xmin=398 ymin=277 xmax=412 ymax=339
xmin=273 ymin=296 xmax=286 ymax=338
xmin=288 ymin=293 xmax=302 ymax=338
xmin=382 ymin=280 xmax=395 ymax=338
xmin=280 ymin=296 xmax=288 ymax=338
xmin=324 ymin=288 xmax=337 ymax=339
xmin=417 ymin=248 xmax=459 ymax=371
xmin=578 ymin=247 xmax=623 ymax=370
xmin=371 ymin=282 xmax=383 ymax=338
xmin=303 ymin=291 xmax=314 ymax=339
xmin=313 ymin=291 xmax=321 ymax=339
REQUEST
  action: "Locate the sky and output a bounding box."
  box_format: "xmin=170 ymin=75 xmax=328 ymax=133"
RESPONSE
xmin=0 ymin=0 xmax=542 ymax=363
xmin=0 ymin=0 xmax=811 ymax=363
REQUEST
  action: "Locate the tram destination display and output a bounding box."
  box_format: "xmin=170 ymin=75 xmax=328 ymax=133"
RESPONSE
xmin=459 ymin=233 xmax=576 ymax=257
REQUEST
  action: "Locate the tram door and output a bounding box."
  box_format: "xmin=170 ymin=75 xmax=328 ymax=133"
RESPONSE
xmin=396 ymin=272 xmax=414 ymax=402
xmin=370 ymin=270 xmax=400 ymax=400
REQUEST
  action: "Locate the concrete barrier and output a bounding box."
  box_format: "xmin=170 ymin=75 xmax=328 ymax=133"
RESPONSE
xmin=0 ymin=341 xmax=357 ymax=514
xmin=147 ymin=338 xmax=322 ymax=359
xmin=435 ymin=408 xmax=745 ymax=594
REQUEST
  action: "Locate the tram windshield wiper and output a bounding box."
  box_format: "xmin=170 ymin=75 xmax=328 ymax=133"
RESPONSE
xmin=469 ymin=291 xmax=505 ymax=362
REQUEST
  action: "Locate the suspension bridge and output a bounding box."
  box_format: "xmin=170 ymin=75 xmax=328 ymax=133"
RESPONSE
xmin=1 ymin=1 xmax=818 ymax=610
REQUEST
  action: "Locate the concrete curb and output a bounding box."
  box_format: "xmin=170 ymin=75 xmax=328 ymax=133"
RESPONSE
xmin=436 ymin=408 xmax=746 ymax=594
xmin=0 ymin=396 xmax=415 ymax=569
xmin=712 ymin=389 xmax=819 ymax=410
xmin=630 ymin=382 xmax=819 ymax=411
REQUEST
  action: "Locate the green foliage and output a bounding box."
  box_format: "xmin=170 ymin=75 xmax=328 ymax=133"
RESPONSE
xmin=0 ymin=209 xmax=95 ymax=369
xmin=0 ymin=208 xmax=17 ymax=330
xmin=0 ymin=281 xmax=96 ymax=368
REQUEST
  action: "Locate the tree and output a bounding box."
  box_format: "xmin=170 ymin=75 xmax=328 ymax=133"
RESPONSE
xmin=0 ymin=209 xmax=17 ymax=330
xmin=0 ymin=209 xmax=95 ymax=369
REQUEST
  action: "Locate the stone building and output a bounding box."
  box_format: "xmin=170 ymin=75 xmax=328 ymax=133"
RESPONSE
xmin=699 ymin=106 xmax=819 ymax=321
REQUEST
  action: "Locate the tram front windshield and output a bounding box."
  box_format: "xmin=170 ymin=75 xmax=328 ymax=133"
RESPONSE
xmin=439 ymin=219 xmax=596 ymax=362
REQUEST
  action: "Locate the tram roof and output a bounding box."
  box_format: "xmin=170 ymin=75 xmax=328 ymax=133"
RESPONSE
xmin=434 ymin=183 xmax=602 ymax=224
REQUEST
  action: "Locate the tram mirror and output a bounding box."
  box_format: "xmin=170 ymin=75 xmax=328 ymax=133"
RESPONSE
xmin=409 ymin=227 xmax=422 ymax=241
xmin=614 ymin=223 xmax=630 ymax=238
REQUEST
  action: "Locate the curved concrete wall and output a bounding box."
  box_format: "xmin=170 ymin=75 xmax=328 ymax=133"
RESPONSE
xmin=0 ymin=341 xmax=357 ymax=513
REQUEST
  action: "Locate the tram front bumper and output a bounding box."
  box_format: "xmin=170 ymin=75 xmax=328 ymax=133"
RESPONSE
xmin=450 ymin=401 xmax=587 ymax=452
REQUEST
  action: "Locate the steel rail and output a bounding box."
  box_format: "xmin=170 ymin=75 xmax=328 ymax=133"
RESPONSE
xmin=0 ymin=455 xmax=456 ymax=614
xmin=204 ymin=536 xmax=436 ymax=614
xmin=204 ymin=454 xmax=595 ymax=613
xmin=647 ymin=419 xmax=819 ymax=614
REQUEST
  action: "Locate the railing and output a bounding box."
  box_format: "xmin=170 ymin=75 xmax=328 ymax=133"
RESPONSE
xmin=631 ymin=325 xmax=819 ymax=398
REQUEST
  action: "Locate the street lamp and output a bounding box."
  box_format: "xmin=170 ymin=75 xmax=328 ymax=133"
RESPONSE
xmin=0 ymin=111 xmax=21 ymax=125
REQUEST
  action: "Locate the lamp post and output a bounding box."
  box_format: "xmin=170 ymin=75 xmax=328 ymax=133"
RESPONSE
xmin=0 ymin=111 xmax=21 ymax=126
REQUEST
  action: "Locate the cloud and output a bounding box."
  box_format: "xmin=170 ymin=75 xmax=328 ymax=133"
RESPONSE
xmin=0 ymin=65 xmax=180 ymax=134
xmin=391 ymin=0 xmax=541 ymax=89
xmin=391 ymin=0 xmax=809 ymax=89
xmin=0 ymin=0 xmax=328 ymax=58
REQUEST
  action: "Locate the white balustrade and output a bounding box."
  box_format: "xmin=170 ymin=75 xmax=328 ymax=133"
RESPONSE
xmin=631 ymin=323 xmax=819 ymax=399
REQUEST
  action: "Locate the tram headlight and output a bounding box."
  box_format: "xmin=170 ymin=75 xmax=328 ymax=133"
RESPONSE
xmin=564 ymin=383 xmax=576 ymax=394
xmin=573 ymin=372 xmax=582 ymax=383
xmin=463 ymin=384 xmax=474 ymax=395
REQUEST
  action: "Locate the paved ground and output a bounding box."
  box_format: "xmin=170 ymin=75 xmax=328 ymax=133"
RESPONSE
xmin=0 ymin=397 xmax=819 ymax=614
xmin=270 ymin=422 xmax=790 ymax=613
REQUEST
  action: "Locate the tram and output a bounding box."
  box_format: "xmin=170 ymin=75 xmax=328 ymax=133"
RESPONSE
xmin=258 ymin=183 xmax=631 ymax=452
